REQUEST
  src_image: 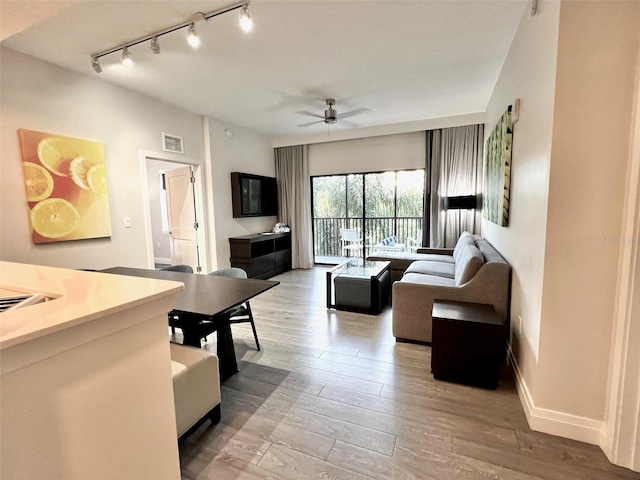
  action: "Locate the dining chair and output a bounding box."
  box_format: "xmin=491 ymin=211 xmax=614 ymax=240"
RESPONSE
xmin=160 ymin=264 xmax=194 ymax=273
xmin=340 ymin=228 xmax=363 ymax=258
xmin=161 ymin=265 xmax=194 ymax=333
xmin=208 ymin=267 xmax=260 ymax=351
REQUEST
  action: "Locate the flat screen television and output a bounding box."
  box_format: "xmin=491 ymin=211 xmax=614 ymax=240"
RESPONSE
xmin=231 ymin=172 xmax=278 ymax=218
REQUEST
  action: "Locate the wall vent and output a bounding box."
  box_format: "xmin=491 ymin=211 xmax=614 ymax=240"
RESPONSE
xmin=162 ymin=133 xmax=184 ymax=154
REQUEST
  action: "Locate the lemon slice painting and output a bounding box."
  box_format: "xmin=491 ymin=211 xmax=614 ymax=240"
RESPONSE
xmin=18 ymin=129 xmax=112 ymax=243
xmin=70 ymin=156 xmax=97 ymax=190
xmin=23 ymin=162 xmax=54 ymax=202
xmin=30 ymin=198 xmax=80 ymax=239
xmin=37 ymin=138 xmax=78 ymax=177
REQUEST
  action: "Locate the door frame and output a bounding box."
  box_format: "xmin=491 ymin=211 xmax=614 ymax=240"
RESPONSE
xmin=139 ymin=150 xmax=209 ymax=274
xmin=602 ymin=45 xmax=640 ymax=471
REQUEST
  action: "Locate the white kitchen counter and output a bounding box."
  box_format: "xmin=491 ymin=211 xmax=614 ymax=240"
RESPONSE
xmin=0 ymin=261 xmax=183 ymax=348
xmin=0 ymin=261 xmax=185 ymax=480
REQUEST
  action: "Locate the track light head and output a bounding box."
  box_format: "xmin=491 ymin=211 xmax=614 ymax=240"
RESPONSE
xmin=239 ymin=3 xmax=253 ymax=32
xmin=91 ymin=57 xmax=102 ymax=73
xmin=150 ymin=36 xmax=160 ymax=54
xmin=122 ymin=47 xmax=133 ymax=66
xmin=187 ymin=23 xmax=200 ymax=48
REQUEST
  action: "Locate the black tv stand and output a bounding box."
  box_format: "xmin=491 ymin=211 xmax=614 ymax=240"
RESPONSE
xmin=229 ymin=232 xmax=291 ymax=279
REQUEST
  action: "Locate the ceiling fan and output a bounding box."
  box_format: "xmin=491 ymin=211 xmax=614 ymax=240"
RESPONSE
xmin=297 ymin=99 xmax=369 ymax=128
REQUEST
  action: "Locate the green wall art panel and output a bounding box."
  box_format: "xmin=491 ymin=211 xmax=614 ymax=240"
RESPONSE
xmin=483 ymin=105 xmax=513 ymax=227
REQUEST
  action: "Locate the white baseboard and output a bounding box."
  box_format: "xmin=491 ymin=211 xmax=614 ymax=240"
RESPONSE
xmin=154 ymin=257 xmax=171 ymax=265
xmin=507 ymin=346 xmax=604 ymax=445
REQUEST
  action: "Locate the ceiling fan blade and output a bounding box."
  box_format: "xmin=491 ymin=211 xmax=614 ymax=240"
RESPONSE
xmin=341 ymin=119 xmax=359 ymax=128
xmin=297 ymin=120 xmax=325 ymax=127
xmin=297 ymin=110 xmax=325 ymax=119
xmin=337 ymin=107 xmax=370 ymax=120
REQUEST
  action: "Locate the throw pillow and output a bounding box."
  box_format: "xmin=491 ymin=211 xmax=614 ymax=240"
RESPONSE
xmin=381 ymin=235 xmax=397 ymax=246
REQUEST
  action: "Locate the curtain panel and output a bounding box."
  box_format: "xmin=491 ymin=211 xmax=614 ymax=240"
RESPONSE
xmin=274 ymin=145 xmax=314 ymax=269
xmin=427 ymin=124 xmax=484 ymax=248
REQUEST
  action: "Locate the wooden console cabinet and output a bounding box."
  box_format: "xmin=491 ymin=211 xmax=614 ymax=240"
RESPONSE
xmin=229 ymin=232 xmax=291 ymax=279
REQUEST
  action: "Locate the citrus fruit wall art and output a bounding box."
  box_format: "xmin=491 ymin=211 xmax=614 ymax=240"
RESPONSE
xmin=18 ymin=129 xmax=112 ymax=244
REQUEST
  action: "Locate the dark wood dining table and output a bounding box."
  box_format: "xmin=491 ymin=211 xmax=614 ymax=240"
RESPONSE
xmin=100 ymin=267 xmax=279 ymax=381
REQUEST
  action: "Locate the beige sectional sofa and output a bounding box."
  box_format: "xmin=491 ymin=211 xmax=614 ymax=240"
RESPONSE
xmin=369 ymin=232 xmax=511 ymax=343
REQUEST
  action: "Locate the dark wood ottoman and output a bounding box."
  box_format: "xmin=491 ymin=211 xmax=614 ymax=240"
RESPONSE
xmin=326 ymin=259 xmax=390 ymax=315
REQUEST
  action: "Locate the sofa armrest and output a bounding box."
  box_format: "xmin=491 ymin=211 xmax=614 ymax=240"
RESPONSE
xmin=416 ymin=247 xmax=454 ymax=255
xmin=392 ymin=261 xmax=511 ymax=343
xmin=392 ymin=282 xmax=464 ymax=342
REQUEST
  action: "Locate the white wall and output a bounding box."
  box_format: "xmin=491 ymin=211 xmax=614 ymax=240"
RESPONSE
xmin=485 ymin=0 xmax=640 ymax=445
xmin=537 ymin=0 xmax=639 ymax=426
xmin=483 ymin=0 xmax=560 ymax=408
xmin=0 ymin=48 xmax=205 ymax=270
xmin=308 ymin=132 xmax=426 ymax=176
xmin=206 ymin=118 xmax=276 ymax=269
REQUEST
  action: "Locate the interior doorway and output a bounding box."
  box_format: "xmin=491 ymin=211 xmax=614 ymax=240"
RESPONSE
xmin=144 ymin=155 xmax=207 ymax=273
xmin=164 ymin=165 xmax=201 ymax=271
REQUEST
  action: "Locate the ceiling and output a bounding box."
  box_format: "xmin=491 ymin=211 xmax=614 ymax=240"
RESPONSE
xmin=0 ymin=0 xmax=526 ymax=139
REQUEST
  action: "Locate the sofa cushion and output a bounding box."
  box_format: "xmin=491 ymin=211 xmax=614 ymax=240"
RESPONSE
xmin=453 ymin=232 xmax=474 ymax=264
xmin=405 ymin=260 xmax=455 ymax=279
xmin=367 ymin=251 xmax=454 ymax=272
xmin=454 ymin=245 xmax=484 ymax=285
xmin=401 ymin=272 xmax=456 ymax=286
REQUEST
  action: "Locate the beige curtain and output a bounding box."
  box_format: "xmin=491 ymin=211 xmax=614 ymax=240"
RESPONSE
xmin=427 ymin=124 xmax=484 ymax=248
xmin=274 ymin=145 xmax=314 ymax=269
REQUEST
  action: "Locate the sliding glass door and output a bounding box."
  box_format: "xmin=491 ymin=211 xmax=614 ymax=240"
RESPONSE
xmin=312 ymin=170 xmax=424 ymax=264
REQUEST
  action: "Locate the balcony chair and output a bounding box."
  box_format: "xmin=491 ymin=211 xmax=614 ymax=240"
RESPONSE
xmin=340 ymin=228 xmax=364 ymax=258
xmin=407 ymin=229 xmax=423 ymax=252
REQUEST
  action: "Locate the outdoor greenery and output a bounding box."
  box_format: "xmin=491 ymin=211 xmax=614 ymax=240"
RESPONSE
xmin=312 ymin=170 xmax=425 ymax=261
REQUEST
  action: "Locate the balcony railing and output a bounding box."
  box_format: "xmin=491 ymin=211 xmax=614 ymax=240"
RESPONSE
xmin=313 ymin=216 xmax=422 ymax=261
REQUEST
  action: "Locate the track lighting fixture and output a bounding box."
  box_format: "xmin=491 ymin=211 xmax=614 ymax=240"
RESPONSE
xmin=91 ymin=57 xmax=102 ymax=73
xmin=187 ymin=23 xmax=200 ymax=48
xmin=121 ymin=47 xmax=133 ymax=66
xmin=239 ymin=3 xmax=253 ymax=32
xmin=150 ymin=36 xmax=160 ymax=54
xmin=89 ymin=1 xmax=253 ymax=73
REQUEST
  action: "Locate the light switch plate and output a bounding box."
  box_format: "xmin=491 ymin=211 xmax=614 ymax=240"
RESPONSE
xmin=124 ymin=217 xmax=132 ymax=228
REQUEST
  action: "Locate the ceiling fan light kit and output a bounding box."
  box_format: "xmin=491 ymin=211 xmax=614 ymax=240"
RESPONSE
xmin=89 ymin=1 xmax=253 ymax=73
xmin=324 ymin=99 xmax=337 ymax=124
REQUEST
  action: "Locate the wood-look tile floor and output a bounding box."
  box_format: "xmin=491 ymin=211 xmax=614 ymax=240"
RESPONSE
xmin=177 ymin=268 xmax=639 ymax=480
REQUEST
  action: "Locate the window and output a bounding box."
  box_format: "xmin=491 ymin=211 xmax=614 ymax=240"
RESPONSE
xmin=312 ymin=170 xmax=424 ymax=264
